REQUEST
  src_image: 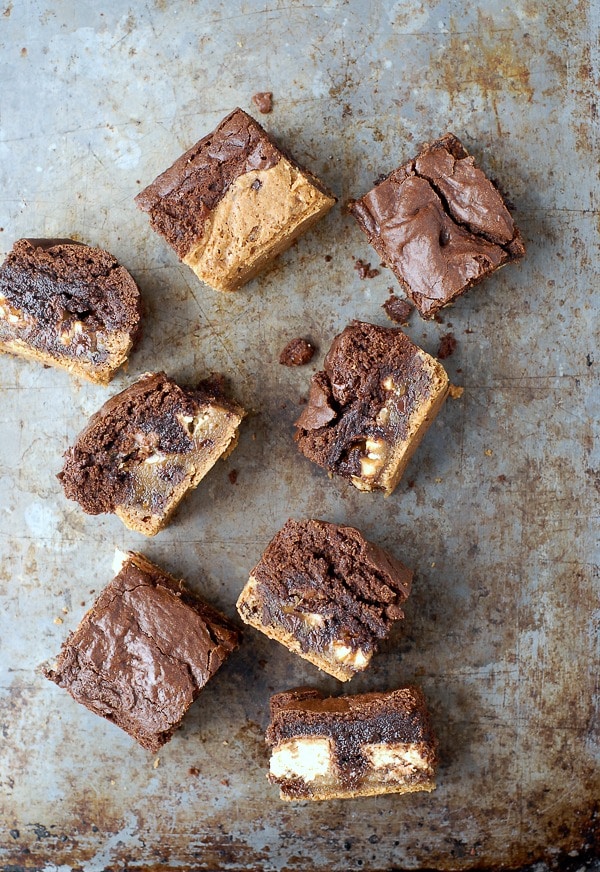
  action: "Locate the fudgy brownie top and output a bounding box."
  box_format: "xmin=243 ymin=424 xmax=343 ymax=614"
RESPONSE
xmin=135 ymin=108 xmax=281 ymax=257
xmin=350 ymin=134 xmax=525 ymax=317
xmin=267 ymin=686 xmax=437 ymax=790
xmin=59 ymin=372 xmax=235 ymax=515
xmin=295 ymin=321 xmax=435 ymax=478
xmin=46 ymin=552 xmax=239 ymax=750
xmin=250 ymin=518 xmax=412 ymax=655
xmin=0 ymin=238 xmax=141 ymax=357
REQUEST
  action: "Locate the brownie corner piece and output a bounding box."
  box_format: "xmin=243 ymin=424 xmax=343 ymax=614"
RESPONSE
xmin=266 ymin=685 xmax=438 ymax=801
xmin=135 ymin=108 xmax=336 ymax=293
xmin=350 ymin=133 xmax=525 ymax=318
xmin=44 ymin=550 xmax=240 ymax=752
xmin=0 ymin=238 xmax=142 ymax=384
xmin=294 ymin=321 xmax=448 ymax=494
xmin=59 ymin=371 xmax=245 ymax=536
xmin=236 ymin=518 xmax=413 ymax=681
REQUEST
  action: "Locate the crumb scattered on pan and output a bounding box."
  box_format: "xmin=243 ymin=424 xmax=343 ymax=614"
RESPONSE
xmin=279 ymin=337 xmax=315 ymax=366
xmin=228 ymin=469 xmax=238 ymax=485
xmin=354 ymin=258 xmax=380 ymax=279
xmin=485 ymin=449 xmax=493 ymax=457
xmin=252 ymin=91 xmax=273 ymax=113
xmin=189 ymin=767 xmax=200 ymax=777
xmin=383 ymin=293 xmax=412 ymax=324
xmin=153 ymin=757 xmax=160 ymax=769
xmin=53 ymin=617 xmax=63 ymax=625
xmin=324 ymin=254 xmax=332 ymax=262
xmin=448 ymin=384 xmax=464 ymax=399
xmin=438 ymin=333 xmax=457 ymax=359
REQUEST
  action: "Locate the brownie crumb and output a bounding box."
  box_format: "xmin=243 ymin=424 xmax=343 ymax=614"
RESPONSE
xmin=228 ymin=469 xmax=238 ymax=485
xmin=354 ymin=258 xmax=380 ymax=279
xmin=189 ymin=767 xmax=200 ymax=777
xmin=279 ymin=338 xmax=315 ymax=366
xmin=383 ymin=294 xmax=412 ymax=324
xmin=252 ymin=91 xmax=273 ymax=114
xmin=437 ymin=333 xmax=457 ymax=359
xmin=497 ymin=474 xmax=508 ymax=483
xmin=324 ymin=254 xmax=332 ymax=262
xmin=448 ymin=384 xmax=464 ymax=399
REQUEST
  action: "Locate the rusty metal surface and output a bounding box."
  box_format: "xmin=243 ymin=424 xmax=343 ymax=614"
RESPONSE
xmin=0 ymin=1 xmax=598 ymax=869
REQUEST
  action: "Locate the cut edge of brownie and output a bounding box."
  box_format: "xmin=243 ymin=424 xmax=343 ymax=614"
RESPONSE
xmin=349 ymin=133 xmax=525 ymax=319
xmin=59 ymin=371 xmax=245 ymax=536
xmin=236 ymin=518 xmax=413 ymax=681
xmin=266 ymin=685 xmax=438 ymax=801
xmin=44 ymin=549 xmax=240 ymax=752
xmin=294 ymin=322 xmax=450 ymax=495
xmin=0 ymin=239 xmax=143 ymax=385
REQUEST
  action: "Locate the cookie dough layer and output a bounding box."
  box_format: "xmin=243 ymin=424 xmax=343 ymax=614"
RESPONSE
xmin=237 ymin=518 xmax=412 ymax=681
xmin=0 ymin=239 xmax=142 ymax=384
xmin=266 ymin=686 xmax=437 ymax=801
xmin=59 ymin=372 xmax=245 ymax=536
xmin=45 ymin=550 xmax=240 ymax=752
xmin=295 ymin=322 xmax=449 ymax=495
xmin=183 ymin=159 xmax=335 ymax=291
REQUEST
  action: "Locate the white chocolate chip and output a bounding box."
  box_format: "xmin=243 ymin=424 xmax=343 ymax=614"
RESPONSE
xmin=270 ymin=738 xmax=332 ymax=781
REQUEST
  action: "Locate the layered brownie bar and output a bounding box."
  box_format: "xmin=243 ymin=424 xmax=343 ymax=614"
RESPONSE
xmin=0 ymin=239 xmax=142 ymax=384
xmin=45 ymin=551 xmax=240 ymax=752
xmin=135 ymin=108 xmax=336 ymax=292
xmin=295 ymin=321 xmax=448 ymax=494
xmin=350 ymin=134 xmax=525 ymax=318
xmin=237 ymin=519 xmax=412 ymax=681
xmin=59 ymin=372 xmax=244 ymax=535
xmin=266 ymin=686 xmax=437 ymax=801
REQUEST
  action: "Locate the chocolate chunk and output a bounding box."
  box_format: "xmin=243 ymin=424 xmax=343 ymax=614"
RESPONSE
xmin=279 ymin=337 xmax=315 ymax=366
xmin=354 ymin=258 xmax=380 ymax=279
xmin=252 ymin=91 xmax=273 ymax=114
xmin=437 ymin=333 xmax=457 ymax=359
xmin=382 ymin=293 xmax=412 ymax=324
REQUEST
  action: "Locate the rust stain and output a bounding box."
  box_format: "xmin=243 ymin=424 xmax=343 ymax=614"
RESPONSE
xmin=432 ymin=11 xmax=535 ymax=108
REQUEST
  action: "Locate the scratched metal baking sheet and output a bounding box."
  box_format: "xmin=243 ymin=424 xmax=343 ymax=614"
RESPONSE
xmin=0 ymin=1 xmax=598 ymax=870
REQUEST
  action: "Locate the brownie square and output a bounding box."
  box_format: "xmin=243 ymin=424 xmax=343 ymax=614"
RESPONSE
xmin=350 ymin=133 xmax=525 ymax=318
xmin=0 ymin=239 xmax=142 ymax=384
xmin=59 ymin=371 xmax=245 ymax=536
xmin=295 ymin=321 xmax=449 ymax=494
xmin=135 ymin=108 xmax=336 ymax=292
xmin=266 ymin=686 xmax=438 ymax=801
xmin=44 ymin=551 xmax=240 ymax=752
xmin=237 ymin=518 xmax=412 ymax=681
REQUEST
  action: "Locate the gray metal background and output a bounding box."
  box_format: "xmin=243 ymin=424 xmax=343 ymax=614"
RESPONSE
xmin=0 ymin=1 xmax=598 ymax=870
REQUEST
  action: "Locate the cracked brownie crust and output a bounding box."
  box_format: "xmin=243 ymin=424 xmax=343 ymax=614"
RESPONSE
xmin=236 ymin=518 xmax=412 ymax=681
xmin=44 ymin=551 xmax=240 ymax=752
xmin=59 ymin=371 xmax=245 ymax=536
xmin=350 ymin=133 xmax=525 ymax=318
xmin=266 ymin=686 xmax=437 ymax=801
xmin=136 ymin=108 xmax=336 ymax=292
xmin=295 ymin=321 xmax=449 ymax=494
xmin=0 ymin=239 xmax=142 ymax=384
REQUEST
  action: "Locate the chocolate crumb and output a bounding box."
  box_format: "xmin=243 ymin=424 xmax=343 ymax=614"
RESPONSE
xmin=324 ymin=254 xmax=332 ymax=262
xmin=228 ymin=469 xmax=238 ymax=485
xmin=252 ymin=91 xmax=273 ymax=114
xmin=407 ymin=480 xmax=416 ymax=489
xmin=383 ymin=294 xmax=412 ymax=324
xmin=437 ymin=333 xmax=457 ymax=359
xmin=497 ymin=474 xmax=508 ymax=483
xmin=354 ymin=258 xmax=380 ymax=279
xmin=279 ymin=337 xmax=315 ymax=366
xmin=189 ymin=767 xmax=200 ymax=777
